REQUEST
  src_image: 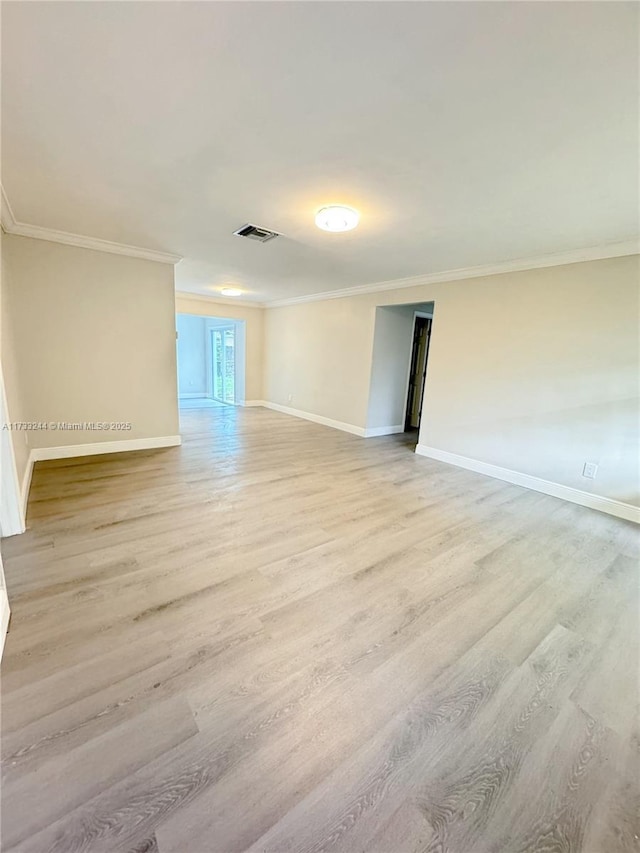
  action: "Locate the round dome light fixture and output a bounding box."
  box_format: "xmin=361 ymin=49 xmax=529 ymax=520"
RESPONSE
xmin=220 ymin=287 xmax=242 ymax=297
xmin=315 ymin=205 xmax=359 ymax=232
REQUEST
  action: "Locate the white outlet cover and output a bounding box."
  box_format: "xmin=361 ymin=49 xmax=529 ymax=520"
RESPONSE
xmin=582 ymin=462 xmax=598 ymax=479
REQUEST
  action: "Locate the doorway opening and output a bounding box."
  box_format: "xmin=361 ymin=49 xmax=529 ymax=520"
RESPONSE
xmin=176 ymin=313 xmax=246 ymax=410
xmin=211 ymin=326 xmax=235 ymax=404
xmin=404 ymin=314 xmax=432 ymax=434
xmin=365 ymin=302 xmax=433 ymax=447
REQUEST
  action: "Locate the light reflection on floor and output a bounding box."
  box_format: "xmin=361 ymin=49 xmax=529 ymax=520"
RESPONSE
xmin=178 ymin=397 xmax=229 ymax=409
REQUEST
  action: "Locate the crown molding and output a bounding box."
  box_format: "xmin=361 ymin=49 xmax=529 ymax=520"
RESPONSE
xmin=0 ymin=185 xmax=182 ymax=265
xmin=3 ymin=182 xmax=636 ymax=295
xmin=175 ymin=290 xmax=266 ymax=309
xmin=265 ymin=239 xmax=640 ymax=308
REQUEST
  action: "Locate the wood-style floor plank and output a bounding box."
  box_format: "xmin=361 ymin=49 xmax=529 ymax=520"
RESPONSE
xmin=1 ymin=406 xmax=638 ymax=852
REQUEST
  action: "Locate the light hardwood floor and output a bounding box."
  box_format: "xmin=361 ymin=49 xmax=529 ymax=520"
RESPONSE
xmin=1 ymin=406 xmax=638 ymax=853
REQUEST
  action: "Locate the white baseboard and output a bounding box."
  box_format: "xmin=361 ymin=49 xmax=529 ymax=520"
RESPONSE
xmin=30 ymin=434 xmax=182 ymax=462
xmin=252 ymin=403 xmax=403 ymax=440
xmin=262 ymin=402 xmax=366 ymax=437
xmin=241 ymin=400 xmax=266 ymax=407
xmin=19 ymin=435 xmax=182 ymax=519
xmin=364 ymin=425 xmax=404 ymax=438
xmin=415 ymin=444 xmax=640 ymax=524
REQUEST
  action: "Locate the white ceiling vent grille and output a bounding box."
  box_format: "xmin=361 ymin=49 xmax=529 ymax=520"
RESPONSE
xmin=233 ymin=223 xmax=280 ymax=243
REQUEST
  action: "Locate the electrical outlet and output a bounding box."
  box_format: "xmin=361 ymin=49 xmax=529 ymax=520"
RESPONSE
xmin=288 ymin=394 xmax=293 ymax=403
xmin=582 ymin=462 xmax=598 ymax=479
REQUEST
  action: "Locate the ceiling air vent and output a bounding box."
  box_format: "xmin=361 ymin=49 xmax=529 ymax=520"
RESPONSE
xmin=233 ymin=223 xmax=280 ymax=243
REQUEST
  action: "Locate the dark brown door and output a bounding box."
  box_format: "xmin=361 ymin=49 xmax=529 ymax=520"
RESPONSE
xmin=405 ymin=317 xmax=432 ymax=431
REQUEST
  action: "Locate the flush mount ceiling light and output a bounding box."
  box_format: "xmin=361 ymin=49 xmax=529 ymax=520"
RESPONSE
xmin=220 ymin=287 xmax=242 ymax=297
xmin=315 ymin=205 xmax=359 ymax=232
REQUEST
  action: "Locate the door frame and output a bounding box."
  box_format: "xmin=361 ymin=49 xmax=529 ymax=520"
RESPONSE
xmin=0 ymin=367 xmax=20 ymax=659
xmin=0 ymin=367 xmax=24 ymax=537
xmin=209 ymin=325 xmax=236 ymax=404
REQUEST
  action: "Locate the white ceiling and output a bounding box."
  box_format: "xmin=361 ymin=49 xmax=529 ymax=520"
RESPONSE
xmin=2 ymin=1 xmax=638 ymax=303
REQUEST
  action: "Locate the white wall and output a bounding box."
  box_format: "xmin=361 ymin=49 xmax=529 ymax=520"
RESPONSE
xmin=176 ymin=310 xmax=249 ymax=404
xmin=264 ymin=255 xmax=640 ymax=509
xmin=175 ymin=295 xmax=263 ymax=403
xmin=2 ymin=235 xmax=180 ymax=463
xmin=0 ymin=229 xmax=15 ymax=646
xmin=177 ymin=314 xmax=207 ymax=396
xmin=1 ymin=230 xmax=29 ymax=492
xmin=0 ymin=368 xmax=23 ymax=537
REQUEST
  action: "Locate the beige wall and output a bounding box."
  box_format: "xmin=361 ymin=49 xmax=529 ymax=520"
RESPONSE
xmin=2 ymin=235 xmax=179 ymax=457
xmin=175 ymin=294 xmax=264 ymax=403
xmin=2 ymin=235 xmax=637 ymax=511
xmin=264 ymin=255 xmax=640 ymax=506
xmin=265 ymin=298 xmax=375 ymax=426
xmin=421 ymin=257 xmax=639 ymax=505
